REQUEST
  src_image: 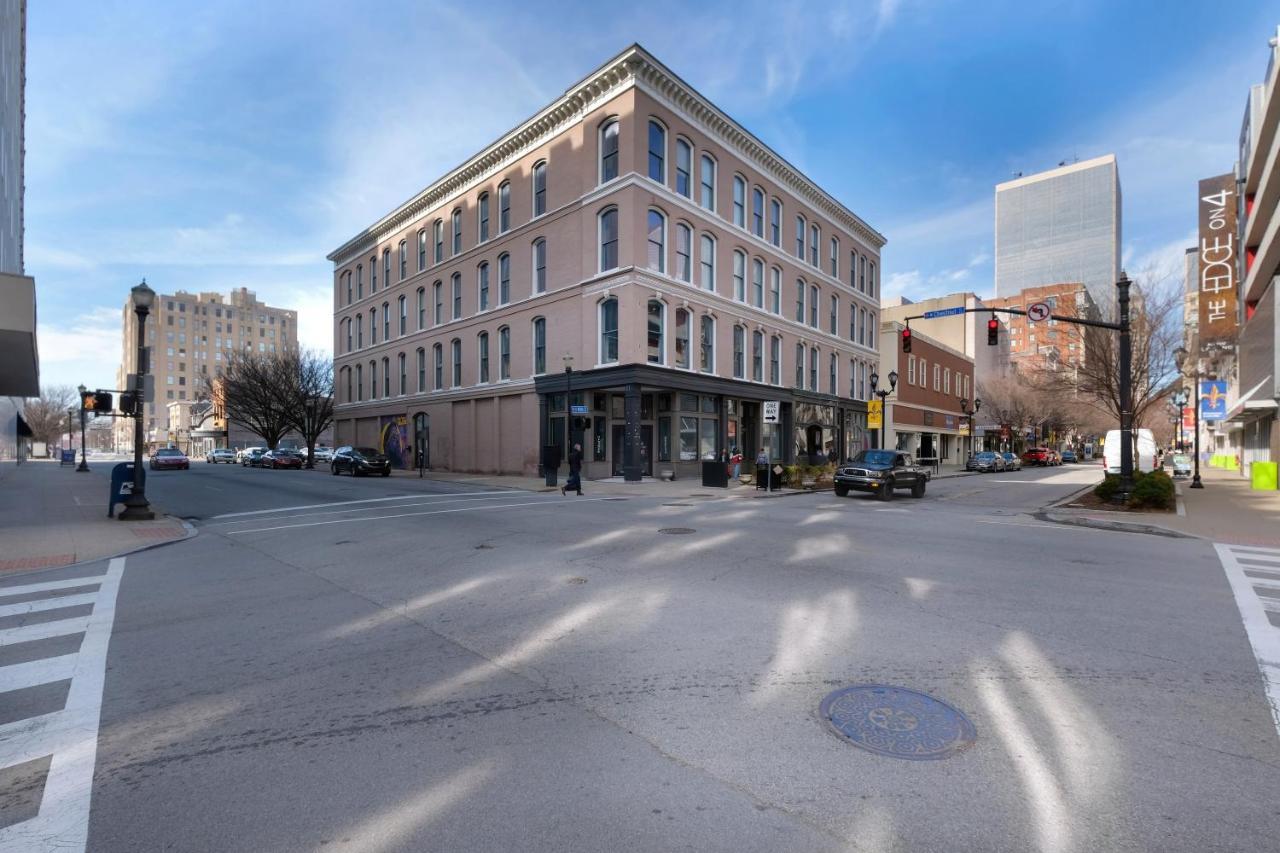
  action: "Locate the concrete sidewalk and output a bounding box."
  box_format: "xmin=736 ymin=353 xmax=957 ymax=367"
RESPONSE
xmin=0 ymin=460 xmax=191 ymax=574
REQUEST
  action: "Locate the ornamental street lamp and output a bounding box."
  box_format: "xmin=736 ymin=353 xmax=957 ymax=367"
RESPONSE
xmin=1172 ymin=347 xmax=1204 ymax=489
xmin=868 ymin=369 xmax=898 ymax=452
xmin=76 ymin=383 xmax=90 ymax=471
xmin=120 ymin=279 xmax=156 ymax=520
xmin=1171 ymin=389 xmax=1189 ymax=454
xmin=563 ymin=354 xmax=575 ymax=449
xmin=960 ymin=397 xmax=981 ymax=459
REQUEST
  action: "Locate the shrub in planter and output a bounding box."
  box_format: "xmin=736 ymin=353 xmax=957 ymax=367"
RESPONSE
xmin=1093 ymin=474 xmax=1121 ymax=502
xmin=1129 ymin=470 xmax=1174 ymax=509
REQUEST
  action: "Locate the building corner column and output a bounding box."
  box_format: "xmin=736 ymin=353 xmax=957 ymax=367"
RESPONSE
xmin=623 ymin=382 xmax=642 ymax=482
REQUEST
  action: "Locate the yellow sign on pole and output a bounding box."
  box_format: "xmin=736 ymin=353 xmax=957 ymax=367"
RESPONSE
xmin=867 ymin=399 xmax=883 ymax=430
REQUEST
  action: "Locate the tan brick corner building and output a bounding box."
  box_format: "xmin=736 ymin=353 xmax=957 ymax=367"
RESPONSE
xmin=328 ymin=45 xmax=885 ymax=480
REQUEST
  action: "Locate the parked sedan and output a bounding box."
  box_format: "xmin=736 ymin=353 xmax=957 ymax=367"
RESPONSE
xmin=205 ymin=448 xmax=237 ymax=464
xmin=1060 ymin=449 xmax=1077 ymax=464
xmin=1001 ymin=452 xmax=1022 ymax=471
xmin=1170 ymin=454 xmax=1193 ymax=478
xmin=149 ymin=447 xmax=190 ymax=470
xmin=309 ymin=446 xmax=334 ymax=463
xmin=241 ymin=448 xmax=268 ymax=467
xmin=1021 ymin=447 xmax=1053 ymax=466
xmin=330 ymin=446 xmax=392 ymax=477
xmin=966 ymin=451 xmax=1005 ymax=473
xmin=262 ymin=449 xmax=304 ymax=469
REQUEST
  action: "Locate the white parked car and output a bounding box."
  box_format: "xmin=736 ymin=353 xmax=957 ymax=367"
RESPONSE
xmin=235 ymin=446 xmax=266 ymax=464
xmin=310 ymin=446 xmax=334 ymax=462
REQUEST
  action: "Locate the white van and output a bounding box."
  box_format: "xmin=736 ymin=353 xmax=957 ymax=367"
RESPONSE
xmin=1103 ymin=429 xmax=1157 ymax=474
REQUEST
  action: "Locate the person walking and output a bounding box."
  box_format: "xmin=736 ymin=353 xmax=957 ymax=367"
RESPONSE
xmin=562 ymin=442 xmax=584 ymax=496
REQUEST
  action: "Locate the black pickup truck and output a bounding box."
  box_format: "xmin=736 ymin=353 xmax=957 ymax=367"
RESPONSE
xmin=833 ymin=450 xmax=927 ymax=501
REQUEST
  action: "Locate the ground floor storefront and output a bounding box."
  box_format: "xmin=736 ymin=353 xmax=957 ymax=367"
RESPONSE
xmin=883 ymin=403 xmax=969 ymax=470
xmin=333 ymin=366 xmax=869 ymax=481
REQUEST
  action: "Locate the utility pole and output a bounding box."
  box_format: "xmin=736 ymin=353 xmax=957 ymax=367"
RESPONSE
xmin=1116 ymin=273 xmax=1134 ymax=503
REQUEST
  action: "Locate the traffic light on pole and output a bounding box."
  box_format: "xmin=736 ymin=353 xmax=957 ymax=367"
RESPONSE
xmin=80 ymin=390 xmax=96 ymax=411
xmin=92 ymin=391 xmax=113 ymax=413
xmin=987 ymin=316 xmax=999 ymax=346
xmin=901 ymin=327 xmax=912 ymax=353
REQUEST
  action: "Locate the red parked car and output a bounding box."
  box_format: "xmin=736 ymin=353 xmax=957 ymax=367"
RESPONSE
xmin=262 ymin=449 xmax=304 ymax=469
xmin=149 ymin=447 xmax=190 ymax=470
xmin=1021 ymin=447 xmax=1057 ymax=467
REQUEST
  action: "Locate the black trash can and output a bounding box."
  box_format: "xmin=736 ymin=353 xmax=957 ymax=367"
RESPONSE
xmin=701 ymin=459 xmax=728 ymax=488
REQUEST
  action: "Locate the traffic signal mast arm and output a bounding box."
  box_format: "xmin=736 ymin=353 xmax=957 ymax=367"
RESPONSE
xmin=902 ymin=306 xmax=1121 ymax=332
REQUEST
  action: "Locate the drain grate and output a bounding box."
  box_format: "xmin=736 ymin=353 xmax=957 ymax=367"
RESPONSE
xmin=658 ymin=527 xmax=696 ymax=535
xmin=820 ymin=685 xmax=976 ymax=761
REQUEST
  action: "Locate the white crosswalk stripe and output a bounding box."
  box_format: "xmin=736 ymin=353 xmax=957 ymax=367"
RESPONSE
xmin=0 ymin=558 xmax=124 ymax=853
xmin=1214 ymin=544 xmax=1280 ymax=742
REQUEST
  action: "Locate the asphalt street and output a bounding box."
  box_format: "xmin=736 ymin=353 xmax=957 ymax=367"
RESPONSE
xmin=3 ymin=463 xmax=1279 ymax=852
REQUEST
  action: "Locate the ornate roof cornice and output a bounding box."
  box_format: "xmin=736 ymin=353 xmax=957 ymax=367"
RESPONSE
xmin=328 ymin=44 xmax=885 ymax=267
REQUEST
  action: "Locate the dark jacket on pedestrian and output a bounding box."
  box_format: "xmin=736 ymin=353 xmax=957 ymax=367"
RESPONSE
xmin=568 ymin=447 xmax=583 ymax=472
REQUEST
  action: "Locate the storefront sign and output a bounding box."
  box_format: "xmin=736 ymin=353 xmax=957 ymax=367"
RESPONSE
xmin=1197 ymin=173 xmax=1238 ymax=348
xmin=867 ymin=399 xmax=882 ymax=430
xmin=1182 ymin=406 xmax=1195 ymax=430
xmin=1200 ymin=380 xmax=1228 ymax=421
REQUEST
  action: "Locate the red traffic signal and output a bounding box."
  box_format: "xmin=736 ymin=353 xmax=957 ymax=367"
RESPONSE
xmin=901 ymin=327 xmax=912 ymax=353
xmin=987 ymin=317 xmax=999 ymax=346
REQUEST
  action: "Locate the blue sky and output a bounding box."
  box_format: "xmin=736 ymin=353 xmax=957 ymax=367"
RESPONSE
xmin=25 ymin=0 xmax=1279 ymax=392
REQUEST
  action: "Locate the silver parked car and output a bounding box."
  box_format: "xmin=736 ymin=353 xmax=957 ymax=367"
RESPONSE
xmin=1001 ymin=452 xmax=1022 ymax=471
xmin=205 ymin=448 xmax=237 ymax=464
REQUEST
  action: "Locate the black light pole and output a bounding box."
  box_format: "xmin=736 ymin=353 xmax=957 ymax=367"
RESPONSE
xmin=76 ymin=384 xmax=90 ymax=471
xmin=1115 ymin=273 xmax=1134 ymax=503
xmin=120 ymin=279 xmax=156 ymax=521
xmin=563 ymin=355 xmax=574 ymax=451
xmin=960 ymin=397 xmax=981 ymax=459
xmin=868 ymin=369 xmax=898 ymax=451
xmin=1173 ymin=347 xmax=1204 ymax=489
xmin=1171 ymin=389 xmax=1188 ymax=454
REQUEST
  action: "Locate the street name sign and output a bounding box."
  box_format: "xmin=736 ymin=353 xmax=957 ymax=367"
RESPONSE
xmin=763 ymin=401 xmax=780 ymax=423
xmin=570 ymin=404 xmax=588 ymax=415
xmin=922 ymin=307 xmax=967 ymax=319
xmin=1026 ymin=302 xmax=1051 ymax=322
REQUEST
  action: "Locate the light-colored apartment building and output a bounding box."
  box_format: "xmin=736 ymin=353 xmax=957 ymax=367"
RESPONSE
xmin=328 ymin=45 xmax=885 ymax=479
xmin=880 ymin=292 xmax=1009 ymax=383
xmin=985 ymin=282 xmax=1098 ymax=375
xmin=995 ymin=155 xmax=1122 ymax=315
xmin=114 ymin=287 xmax=298 ymax=452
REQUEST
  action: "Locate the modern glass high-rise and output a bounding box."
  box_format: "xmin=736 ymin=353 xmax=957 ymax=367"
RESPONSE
xmin=994 ymin=154 xmax=1122 ymax=314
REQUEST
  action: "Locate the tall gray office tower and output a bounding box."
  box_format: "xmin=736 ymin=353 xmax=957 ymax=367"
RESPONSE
xmin=994 ymin=154 xmax=1122 ymax=313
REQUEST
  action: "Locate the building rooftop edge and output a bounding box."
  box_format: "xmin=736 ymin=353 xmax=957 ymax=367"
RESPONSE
xmin=995 ymin=153 xmax=1118 ymax=192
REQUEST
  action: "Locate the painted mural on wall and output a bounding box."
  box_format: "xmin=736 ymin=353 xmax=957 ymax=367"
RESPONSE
xmin=379 ymin=415 xmax=411 ymax=469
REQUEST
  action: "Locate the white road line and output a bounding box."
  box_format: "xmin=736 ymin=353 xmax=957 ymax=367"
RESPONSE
xmin=1234 ymin=551 xmax=1280 ymax=564
xmin=0 ymin=654 xmax=79 ymax=693
xmin=0 ymin=711 xmax=61 ymax=767
xmin=1214 ymin=544 xmax=1280 ymax=742
xmin=0 ymin=616 xmax=92 ymax=646
xmin=0 ymin=577 xmax=103 ymax=600
xmin=207 ymin=493 xmax=526 ymax=527
xmin=227 ymin=497 xmax=616 ymax=535
xmin=1228 ymin=545 xmax=1280 ymax=557
xmin=0 ymin=556 xmax=124 ymax=853
xmin=0 ymin=593 xmax=97 ymax=619
xmin=209 ymin=490 xmax=508 ymax=519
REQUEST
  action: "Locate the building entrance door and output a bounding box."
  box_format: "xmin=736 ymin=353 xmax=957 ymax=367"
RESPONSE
xmin=611 ymin=424 xmax=654 ymax=477
xmin=413 ymin=412 xmax=429 ymax=471
xmin=739 ymin=402 xmax=757 ymax=459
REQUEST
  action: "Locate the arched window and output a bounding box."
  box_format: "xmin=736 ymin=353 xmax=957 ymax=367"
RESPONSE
xmin=868 ymin=311 xmax=876 ymax=349
xmin=700 ymin=315 xmax=715 ymax=374
xmin=477 ymin=192 xmax=490 ymax=242
xmin=810 ymin=224 xmax=820 ymax=267
xmin=769 ymin=199 xmax=781 ymax=246
xmin=450 ymin=338 xmax=462 ymax=386
xmin=451 ymin=272 xmax=462 ymax=320
xmin=532 ymin=317 xmax=546 ymax=374
xmin=674 ymin=308 xmax=690 ymax=369
xmin=369 ymin=359 xmax=378 ymax=399
xmin=860 ymin=254 xmax=867 ymax=292
xmin=398 ymin=295 xmax=407 ymax=336
xmin=532 ymin=161 xmax=547 ymax=216
xmin=795 ymin=216 xmax=806 ymax=259
xmin=451 ymin=208 xmax=462 ymax=255
xmin=675 ymin=138 xmax=692 ymax=197
xmin=498 ymin=181 xmax=511 ymax=233
xmin=646 ymin=209 xmax=666 ymax=272
xmin=829 ymin=353 xmax=837 ymax=395
xmin=433 ymin=343 xmax=443 ymax=390
xmin=675 ymin=223 xmax=692 ymax=282
xmin=356 ymin=313 xmax=363 ymax=348
xmin=600 ymin=119 xmax=620 ymax=183
xmin=700 ymin=154 xmax=716 ymax=210
xmin=371 ymin=255 xmax=378 ymax=292
xmin=859 ymin=307 xmax=867 ymax=345
xmin=356 ymin=264 xmax=363 ymax=299
xmin=398 ymin=352 xmax=406 ymax=395
xmin=870 ymin=261 xmax=877 ymax=299
xmin=416 ymin=287 xmax=425 ymax=330
xmin=417 ymin=229 xmax=427 ymax=271
xmin=356 ymin=363 xmax=364 ymax=401
xmin=732 ymin=250 xmax=746 ymax=301
xmin=532 ymin=238 xmax=547 ymax=293
xmin=416 ymin=347 xmax=426 ymax=392
xmin=699 ymin=234 xmax=715 ymax=291
xmin=647 ymin=120 xmax=665 ymax=182
xmin=599 ymin=298 xmax=619 ymax=364
xmin=343 ymin=366 xmax=352 ymax=402
xmin=769 ymin=267 xmax=781 ymax=314
xmin=850 ymin=250 xmax=860 ymax=289
xmin=383 ymin=249 xmax=392 ymax=287
xmin=733 ymin=326 xmax=745 ymax=379
xmin=751 ymin=188 xmax=764 ymax=237
xmin=498 ymin=253 xmax=510 ymax=305
xmin=599 ymin=207 xmax=619 ymax=271
xmin=477 ymin=262 xmax=490 ymax=311
xmin=795 ymin=343 xmax=804 ymax=387
xmin=369 ymin=307 xmax=377 ymax=345
xmin=382 ymin=301 xmax=390 ymax=341
xmin=809 ymin=346 xmax=819 ymax=391
xmin=809 ymin=285 xmax=819 ymax=327
xmin=752 ymin=330 xmax=764 ymax=382
xmin=343 ymin=271 xmax=352 ymax=305
xmin=433 ymin=219 xmax=443 ymax=263
xmin=751 ymin=258 xmax=764 ymax=308
xmin=498 ymin=326 xmax=510 ymax=380
xmin=770 ymin=336 xmax=781 ymax=384
xmin=478 ymin=332 xmax=490 ymax=383
xmin=382 ymin=356 xmax=390 ymax=397
xmin=433 ymin=281 xmax=442 ymax=325
xmin=732 ymin=175 xmax=746 ymax=227
xmin=795 ymin=280 xmax=805 ymax=323
xmin=398 ymin=240 xmax=407 ymax=279
xmin=647 ymin=300 xmax=665 ymax=364
xmin=829 ymin=237 xmax=839 ymax=277
xmin=344 ymin=318 xmax=352 ymax=353
xmin=830 ymin=294 xmax=838 ymax=334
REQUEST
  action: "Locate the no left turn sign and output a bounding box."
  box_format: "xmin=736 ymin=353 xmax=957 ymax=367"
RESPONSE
xmin=1027 ymin=301 xmax=1051 ymax=322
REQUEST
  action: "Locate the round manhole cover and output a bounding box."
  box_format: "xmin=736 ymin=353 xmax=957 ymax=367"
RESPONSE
xmin=658 ymin=527 xmax=696 ymax=535
xmin=820 ymin=685 xmax=976 ymax=761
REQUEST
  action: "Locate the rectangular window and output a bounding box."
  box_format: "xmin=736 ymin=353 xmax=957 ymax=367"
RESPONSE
xmin=434 ymin=346 xmax=443 ymax=390
xmin=479 ymin=335 xmax=489 ymax=383
xmin=399 ymin=241 xmax=407 ymax=279
xmin=534 ymin=319 xmax=546 ymax=374
xmin=809 ymin=347 xmax=818 ymax=391
xmin=752 ymin=331 xmax=763 ymax=382
xmin=700 ymin=316 xmax=714 ymax=373
xmin=478 ymin=194 xmax=490 ymax=242
xmin=451 ymin=340 xmax=462 ymax=386
xmin=769 ymin=200 xmax=781 ymax=246
xmin=752 ymin=259 xmax=764 ymax=308
xmin=434 ymin=220 xmax=443 ymax=263
xmin=700 ymin=155 xmax=715 ymax=210
xmin=733 ymin=326 xmax=745 ymax=379
xmin=699 ymin=418 xmax=717 ymax=462
xmin=732 ymin=177 xmax=745 ymax=227
xmin=434 ymin=283 xmax=442 ymax=325
xmin=770 ymin=268 xmax=781 ymax=314
xmin=907 ymin=355 xmax=916 ymax=385
xmin=944 ymin=367 xmax=951 ymax=395
xmin=499 ymin=254 xmax=510 ymax=305
xmin=795 ymin=344 xmax=804 ymax=388
xmin=796 ymin=217 xmax=805 ymax=259
xmin=934 ymin=363 xmax=941 ymax=391
xmin=752 ymin=189 xmax=764 ymax=238
xmin=829 ymin=295 xmax=837 ymax=334
xmin=452 ymin=210 xmax=462 ymax=255
xmin=679 ymin=416 xmax=698 ymax=461
xmin=478 ymin=264 xmax=489 ymax=311
xmin=499 ymin=183 xmax=510 ymax=233
xmin=417 ymin=349 xmax=426 ymax=391
xmin=499 ymin=328 xmax=510 ymax=380
xmin=675 ymin=140 xmax=691 ymax=196
xmin=830 ymin=237 xmax=838 ymax=277
xmin=733 ymin=253 xmax=745 ymax=302
xmin=795 ymin=281 xmax=805 ymax=323
xmin=770 ymin=336 xmax=780 ymax=384
xmin=452 ymin=276 xmax=462 ymax=320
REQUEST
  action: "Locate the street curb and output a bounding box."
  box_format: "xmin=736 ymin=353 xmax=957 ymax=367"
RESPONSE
xmin=0 ymin=516 xmax=199 ymax=582
xmin=1034 ymin=481 xmax=1198 ymax=539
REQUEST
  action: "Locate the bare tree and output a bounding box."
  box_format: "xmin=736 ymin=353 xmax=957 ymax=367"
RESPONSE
xmin=24 ymin=385 xmax=78 ymax=452
xmin=282 ymin=349 xmax=334 ymax=469
xmin=209 ymin=351 xmax=295 ymax=450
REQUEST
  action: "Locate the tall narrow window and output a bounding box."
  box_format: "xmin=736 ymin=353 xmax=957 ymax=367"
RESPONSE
xmin=599 ymin=208 xmax=619 ymax=271
xmin=369 ymin=359 xmax=377 ymax=399
xmin=533 ymin=317 xmax=546 ymax=374
xmin=477 ymin=262 xmax=490 ymax=311
xmin=869 ymin=261 xmax=877 ymax=299
xmin=371 ymin=256 xmax=379 ymax=292
xmin=533 ymin=238 xmax=547 ymax=293
xmin=829 ymin=295 xmax=837 ymax=335
xmin=752 ymin=258 xmax=764 ymax=308
xmin=675 ymin=139 xmax=691 ymax=197
xmin=699 ymin=234 xmax=715 ymax=291
xmin=451 ymin=209 xmax=462 ymax=255
xmin=647 ymin=120 xmax=665 ymax=182
xmin=829 ymin=237 xmax=839 ymax=277
xmin=498 ymin=253 xmax=510 ymax=305
xmin=433 ymin=344 xmax=443 ymax=390
xmin=343 ymin=367 xmax=351 ymax=402
xmin=418 ymin=229 xmax=427 ymax=271
xmin=532 ymin=161 xmax=547 ymax=216
xmin=859 ymin=307 xmax=866 ymax=345
xmin=384 ymin=357 xmax=391 ymax=398
xmin=478 ymin=192 xmax=490 ymax=242
xmin=399 ymin=240 xmax=407 ymax=279
xmin=384 ymin=249 xmax=392 ymax=287
xmin=599 ymin=298 xmax=619 ymax=363
xmin=498 ymin=182 xmax=510 ymax=233
xmin=646 ymin=210 xmax=665 ymax=272
xmin=809 ymin=347 xmax=819 ymax=391
xmin=795 ymin=216 xmax=805 ymax=259
xmin=751 ymin=188 xmax=764 ymax=238
xmin=752 ymin=330 xmax=763 ymax=382
xmin=860 ymin=255 xmax=867 ymax=292
xmin=810 ymin=224 xmax=820 ymax=267
xmin=398 ymin=353 xmax=406 ymax=395
xmin=868 ymin=311 xmax=876 ymax=349
xmin=700 ymin=315 xmax=714 ymax=373
xmin=382 ymin=301 xmax=390 ymax=341
xmin=601 ymin=120 xmax=620 ymax=183
xmin=850 ymin=251 xmax=859 ymax=289
xmin=675 ymin=223 xmax=692 ymax=282
xmin=809 ymin=285 xmax=819 ymax=327
xmin=733 ymin=251 xmax=746 ymax=302
xmin=795 ymin=280 xmax=805 ymax=323
xmin=433 ymin=281 xmax=442 ymax=325
xmin=498 ymin=326 xmax=510 ymax=380
xmin=399 ymin=295 xmax=408 ymax=335
xmin=370 ymin=308 xmax=377 ymax=345
xmin=770 ymin=336 xmax=780 ymax=384
xmin=769 ymin=199 xmax=781 ymax=246
xmin=829 ymin=353 xmax=837 ymax=395
xmin=356 ymin=265 xmax=363 ymax=299
xmin=769 ymin=267 xmax=781 ymax=314
xmin=733 ymin=326 xmax=745 ymax=379
xmin=451 ymin=339 xmax=461 ymax=387
xmin=356 ymin=363 xmax=363 ymax=401
xmin=700 ymin=155 xmax=716 ymax=210
xmin=344 ymin=318 xmax=352 ymax=353
xmin=675 ymin=308 xmax=690 ymax=369
xmin=434 ymin=220 xmax=443 ymax=263
xmin=647 ymin=300 xmax=665 ymax=364
xmin=417 ymin=347 xmax=426 ymax=392
xmin=795 ymin=343 xmax=804 ymax=387
xmin=850 ymin=302 xmax=857 ymax=340
xmin=451 ymin=272 xmax=462 ymax=320
xmin=356 ymin=314 xmax=363 ymax=348
xmin=732 ymin=176 xmax=745 ymax=227
xmin=478 ymin=332 xmax=489 ymax=383
xmin=344 ymin=271 xmax=352 ymax=305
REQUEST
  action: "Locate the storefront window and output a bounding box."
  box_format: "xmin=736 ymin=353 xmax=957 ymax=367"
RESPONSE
xmin=658 ymin=417 xmax=672 ymax=461
xmin=679 ymin=416 xmax=698 ymax=460
xmin=675 ymin=308 xmax=690 ymax=369
xmin=699 ymin=418 xmax=718 ymax=460
xmin=680 ymin=393 xmax=699 ymax=413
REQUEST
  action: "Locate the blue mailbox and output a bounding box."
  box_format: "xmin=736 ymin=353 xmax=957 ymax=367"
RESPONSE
xmin=108 ymin=462 xmax=144 ymax=518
